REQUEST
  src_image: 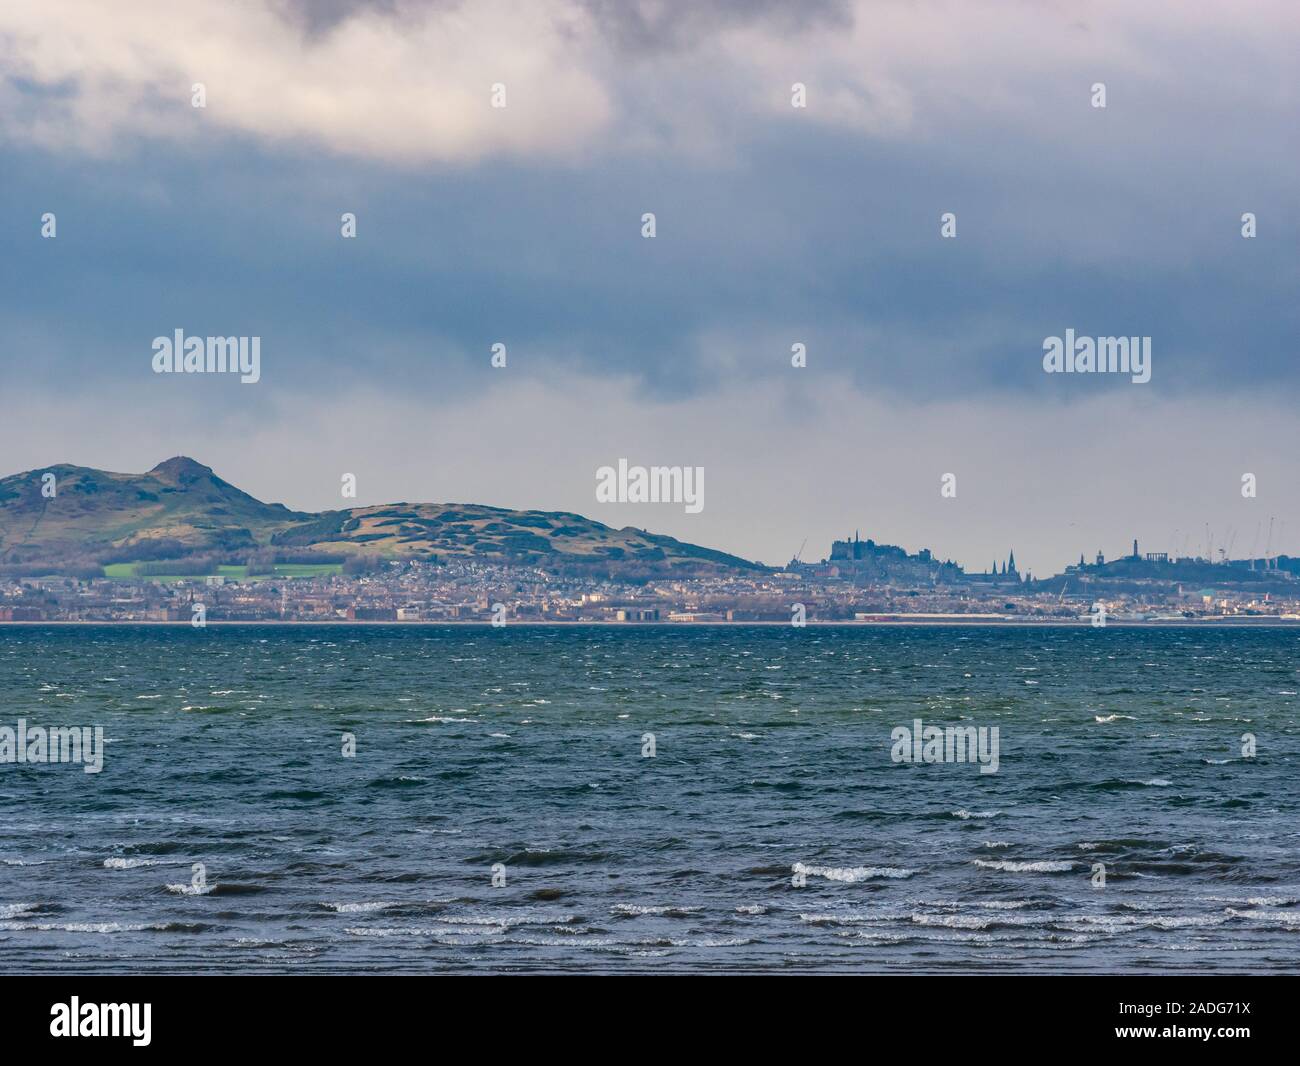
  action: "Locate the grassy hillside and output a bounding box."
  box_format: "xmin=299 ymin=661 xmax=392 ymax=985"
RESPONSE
xmin=0 ymin=457 xmax=762 ymax=576
xmin=0 ymin=457 xmax=309 ymax=564
xmin=270 ymin=502 xmax=759 ymax=571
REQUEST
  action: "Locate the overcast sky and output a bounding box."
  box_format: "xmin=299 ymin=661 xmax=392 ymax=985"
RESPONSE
xmin=1 ymin=0 xmax=1297 ymax=574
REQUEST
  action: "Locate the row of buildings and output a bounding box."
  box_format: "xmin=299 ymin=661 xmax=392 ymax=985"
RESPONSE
xmin=3 ymin=540 xmax=1299 ymax=624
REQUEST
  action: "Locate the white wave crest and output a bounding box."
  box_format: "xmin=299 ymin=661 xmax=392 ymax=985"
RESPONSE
xmin=973 ymin=859 xmax=1074 ymax=873
xmin=798 ymin=864 xmax=914 ymax=882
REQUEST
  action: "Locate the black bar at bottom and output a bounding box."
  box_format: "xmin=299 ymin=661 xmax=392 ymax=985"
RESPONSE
xmin=0 ymin=974 xmax=1289 ymax=1052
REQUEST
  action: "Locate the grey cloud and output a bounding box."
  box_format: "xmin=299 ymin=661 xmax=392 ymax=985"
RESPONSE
xmin=271 ymin=0 xmax=410 ymax=38
xmin=273 ymin=0 xmax=852 ymax=51
xmin=578 ymin=0 xmax=852 ymax=53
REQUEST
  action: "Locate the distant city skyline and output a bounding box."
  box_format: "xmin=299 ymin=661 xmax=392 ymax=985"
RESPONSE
xmin=6 ymin=451 xmax=1299 ymax=626
xmin=0 ymin=452 xmax=1291 ymax=581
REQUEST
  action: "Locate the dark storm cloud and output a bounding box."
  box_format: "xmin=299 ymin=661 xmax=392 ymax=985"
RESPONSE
xmin=0 ymin=0 xmax=1296 ymax=414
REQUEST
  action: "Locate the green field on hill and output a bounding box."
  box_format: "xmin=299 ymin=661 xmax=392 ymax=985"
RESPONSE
xmin=103 ymin=562 xmax=342 ymax=582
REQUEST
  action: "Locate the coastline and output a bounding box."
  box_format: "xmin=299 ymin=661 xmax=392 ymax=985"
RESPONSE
xmin=3 ymin=618 xmax=1299 ymax=627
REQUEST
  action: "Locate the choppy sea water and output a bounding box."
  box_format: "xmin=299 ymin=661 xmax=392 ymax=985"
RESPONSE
xmin=1 ymin=624 xmax=1298 ymax=974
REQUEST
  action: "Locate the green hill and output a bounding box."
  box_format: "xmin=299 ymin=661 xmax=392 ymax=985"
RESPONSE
xmin=0 ymin=457 xmax=761 ymax=577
